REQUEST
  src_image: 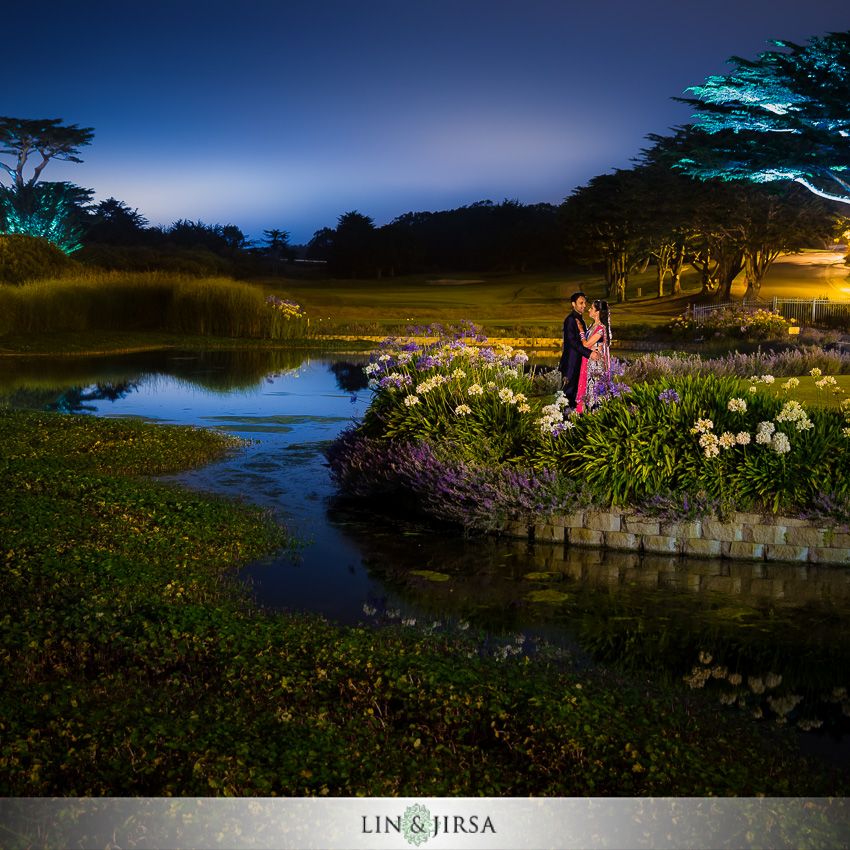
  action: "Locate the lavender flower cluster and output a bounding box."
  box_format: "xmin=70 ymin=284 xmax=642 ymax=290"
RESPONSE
xmin=623 ymin=347 xmax=850 ymax=384
xmin=798 ymin=491 xmax=850 ymax=533
xmin=635 ymin=489 xmax=720 ymax=523
xmin=325 ymin=429 xmax=595 ymax=531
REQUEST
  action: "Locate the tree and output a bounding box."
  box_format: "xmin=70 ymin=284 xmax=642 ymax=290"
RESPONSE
xmin=0 ymin=117 xmax=94 ymax=189
xmin=645 ymin=128 xmax=842 ymax=299
xmin=0 ymin=182 xmax=93 ymax=253
xmin=261 ymin=228 xmax=292 ymax=275
xmin=675 ymin=31 xmax=850 ymax=205
xmin=559 ymin=171 xmax=650 ymax=302
xmin=86 ymin=198 xmax=150 ymax=245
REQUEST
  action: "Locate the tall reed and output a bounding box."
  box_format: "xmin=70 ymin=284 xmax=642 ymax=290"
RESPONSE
xmin=0 ymin=270 xmax=312 ymax=339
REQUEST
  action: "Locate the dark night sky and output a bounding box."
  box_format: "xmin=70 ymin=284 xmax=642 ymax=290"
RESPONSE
xmin=6 ymin=0 xmax=850 ymax=243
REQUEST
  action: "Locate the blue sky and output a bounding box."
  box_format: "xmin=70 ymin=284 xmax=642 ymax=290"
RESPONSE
xmin=5 ymin=0 xmax=850 ymax=243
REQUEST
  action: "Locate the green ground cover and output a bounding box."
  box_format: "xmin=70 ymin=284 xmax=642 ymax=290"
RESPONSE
xmin=1 ymin=411 xmax=845 ymax=796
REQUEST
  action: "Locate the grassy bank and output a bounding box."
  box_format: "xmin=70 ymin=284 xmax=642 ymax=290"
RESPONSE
xmin=1 ymin=411 xmax=846 ymax=796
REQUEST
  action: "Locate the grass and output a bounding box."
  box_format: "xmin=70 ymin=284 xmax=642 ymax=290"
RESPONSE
xmin=2 ymin=410 xmax=846 ymax=798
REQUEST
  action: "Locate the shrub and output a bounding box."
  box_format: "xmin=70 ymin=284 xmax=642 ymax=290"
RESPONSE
xmin=0 ymin=233 xmax=77 ymax=285
xmin=671 ymin=306 xmax=790 ymax=341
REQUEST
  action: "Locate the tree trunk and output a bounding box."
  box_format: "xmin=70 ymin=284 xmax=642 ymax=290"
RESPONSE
xmin=670 ymin=243 xmax=685 ymax=296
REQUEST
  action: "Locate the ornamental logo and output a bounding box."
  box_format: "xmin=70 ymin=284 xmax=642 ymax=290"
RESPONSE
xmin=361 ymin=805 xmax=496 ymax=842
xmin=402 ymin=803 xmax=432 ymax=846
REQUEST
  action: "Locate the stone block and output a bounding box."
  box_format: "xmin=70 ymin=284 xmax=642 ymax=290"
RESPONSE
xmin=585 ymin=511 xmax=621 ymax=533
xmin=643 ymin=535 xmax=679 ymax=554
xmin=764 ymin=545 xmax=809 ymax=564
xmin=733 ymin=511 xmax=767 ymax=525
xmin=623 ymin=517 xmax=661 ymax=535
xmin=810 ymin=547 xmax=850 ymax=565
xmin=728 ymin=542 xmax=765 ymax=561
xmin=833 ymin=533 xmax=850 ymax=548
xmin=604 ymin=530 xmax=640 ymax=551
xmin=551 ymin=512 xmax=585 ymax=528
xmin=785 ymin=527 xmax=826 ymax=548
xmin=701 ymin=521 xmax=744 ymax=542
xmin=660 ymin=521 xmax=701 ymax=539
xmin=503 ymin=522 xmax=530 ymax=539
xmin=682 ymin=537 xmax=723 ymax=558
xmin=744 ymin=524 xmax=789 ymax=546
xmin=568 ymin=528 xmax=605 ymax=548
xmin=534 ymin=523 xmax=565 ymax=543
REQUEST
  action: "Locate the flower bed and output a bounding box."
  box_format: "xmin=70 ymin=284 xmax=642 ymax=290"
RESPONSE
xmin=327 ymin=323 xmax=850 ymax=537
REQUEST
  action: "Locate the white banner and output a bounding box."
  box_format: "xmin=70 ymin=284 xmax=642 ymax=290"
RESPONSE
xmin=1 ymin=797 xmax=848 ymax=849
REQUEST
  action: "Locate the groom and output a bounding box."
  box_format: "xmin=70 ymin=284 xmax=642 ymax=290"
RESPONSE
xmin=558 ymin=291 xmax=599 ymax=410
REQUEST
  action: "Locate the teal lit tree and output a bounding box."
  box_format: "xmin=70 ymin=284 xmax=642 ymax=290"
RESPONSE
xmin=0 ymin=117 xmax=95 ymax=252
xmin=0 ymin=182 xmax=93 ymax=253
xmin=676 ymin=31 xmax=850 ymax=205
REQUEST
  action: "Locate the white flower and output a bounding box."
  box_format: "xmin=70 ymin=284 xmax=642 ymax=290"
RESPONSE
xmin=771 ymin=432 xmax=791 ymax=454
xmin=810 ymin=367 xmax=822 ymax=377
xmin=364 ymin=363 xmax=380 ymax=375
xmin=467 ymin=384 xmax=484 ymax=396
xmin=378 ymin=354 xmax=392 ymax=362
xmin=502 ymin=368 xmax=519 ymax=378
xmin=782 ymin=377 xmax=799 ymax=390
xmin=518 ymin=403 xmax=531 ymax=413
xmin=451 ymin=368 xmax=466 ymax=379
xmin=368 ymin=379 xmax=379 ymax=389
xmin=727 ymin=398 xmax=747 ymax=413
xmin=755 ymin=432 xmax=772 ymax=445
xmin=719 ymin=432 xmax=737 ymax=449
xmin=513 ymin=393 xmax=527 ymax=404
xmin=757 ymin=421 xmax=775 ymax=436
xmin=692 ymin=418 xmax=714 ymax=434
xmin=843 ymin=427 xmax=850 ymax=438
xmin=498 ymin=387 xmax=515 ymax=403
xmin=404 ymin=394 xmax=420 ymax=407
xmin=736 ymin=431 xmax=751 ymax=445
xmin=748 ymin=386 xmax=757 ymax=394
xmin=454 ymin=404 xmax=472 ymax=416
xmin=486 ymin=381 xmax=497 ymax=391
xmin=760 ymin=374 xmax=775 ymax=384
xmin=397 ymin=352 xmax=413 ymax=364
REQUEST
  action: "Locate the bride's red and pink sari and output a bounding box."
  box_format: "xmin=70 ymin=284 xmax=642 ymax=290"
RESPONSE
xmin=575 ymin=321 xmax=609 ymax=414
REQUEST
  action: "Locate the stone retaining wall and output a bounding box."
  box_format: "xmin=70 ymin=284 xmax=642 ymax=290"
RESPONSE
xmin=503 ymin=509 xmax=850 ymax=565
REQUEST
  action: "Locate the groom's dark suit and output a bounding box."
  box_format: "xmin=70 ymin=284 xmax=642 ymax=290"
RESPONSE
xmin=558 ymin=309 xmax=591 ymax=409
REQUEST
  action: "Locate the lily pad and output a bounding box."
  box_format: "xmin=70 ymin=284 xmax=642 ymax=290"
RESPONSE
xmin=712 ymin=606 xmax=760 ymax=621
xmin=526 ymin=589 xmax=570 ymax=604
xmin=409 ymin=570 xmax=451 ymax=582
xmin=523 ymin=571 xmax=555 ymax=581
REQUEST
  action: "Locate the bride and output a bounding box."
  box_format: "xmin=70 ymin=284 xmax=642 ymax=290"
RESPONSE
xmin=575 ymin=299 xmax=610 ymax=414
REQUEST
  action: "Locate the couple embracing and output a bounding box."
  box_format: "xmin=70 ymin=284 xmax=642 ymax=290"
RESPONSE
xmin=558 ymin=291 xmax=611 ymax=414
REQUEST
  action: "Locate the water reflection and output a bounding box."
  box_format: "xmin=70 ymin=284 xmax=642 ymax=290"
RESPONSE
xmin=2 ymin=347 xmax=849 ymax=766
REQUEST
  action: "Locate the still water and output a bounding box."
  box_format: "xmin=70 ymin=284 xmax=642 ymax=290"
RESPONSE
xmin=3 ymin=347 xmax=850 ymax=768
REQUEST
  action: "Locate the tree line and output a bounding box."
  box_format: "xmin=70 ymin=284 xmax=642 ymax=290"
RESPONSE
xmin=1 ymin=29 xmax=849 ymax=292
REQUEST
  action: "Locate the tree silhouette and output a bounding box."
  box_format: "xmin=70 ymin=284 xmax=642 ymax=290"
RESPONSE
xmin=0 ymin=117 xmax=94 ymax=189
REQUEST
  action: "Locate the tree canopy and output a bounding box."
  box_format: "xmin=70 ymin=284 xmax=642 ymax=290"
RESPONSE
xmin=0 ymin=117 xmax=94 ymax=190
xmin=675 ymin=31 xmax=850 ymax=205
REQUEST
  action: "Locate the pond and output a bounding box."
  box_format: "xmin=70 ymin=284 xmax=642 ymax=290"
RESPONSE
xmin=3 ymin=346 xmax=850 ymax=770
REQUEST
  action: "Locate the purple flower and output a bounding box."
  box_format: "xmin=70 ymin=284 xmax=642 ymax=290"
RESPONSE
xmin=658 ymin=388 xmax=680 ymax=404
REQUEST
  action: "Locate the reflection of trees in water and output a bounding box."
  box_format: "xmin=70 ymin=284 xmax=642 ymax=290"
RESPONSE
xmin=327 ymin=361 xmax=369 ymax=393
xmin=45 ymin=381 xmax=140 ymax=414
xmin=0 ymin=348 xmax=314 ymax=403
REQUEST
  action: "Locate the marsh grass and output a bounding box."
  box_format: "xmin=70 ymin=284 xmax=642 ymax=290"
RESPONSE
xmin=0 ymin=270 xmax=312 ymax=340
